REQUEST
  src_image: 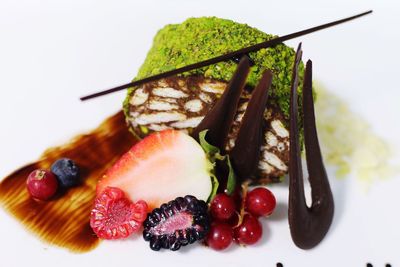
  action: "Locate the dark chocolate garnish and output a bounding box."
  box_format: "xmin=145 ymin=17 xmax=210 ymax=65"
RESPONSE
xmin=229 ymin=70 xmax=273 ymax=182
xmin=231 ymin=54 xmax=255 ymax=66
xmin=80 ymin=10 xmax=372 ymax=101
xmin=288 ymin=47 xmax=334 ymax=249
xmin=191 ymin=56 xmax=251 ymax=149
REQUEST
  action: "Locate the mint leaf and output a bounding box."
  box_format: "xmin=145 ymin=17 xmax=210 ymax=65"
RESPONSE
xmin=225 ymin=156 xmax=236 ymax=195
xmin=198 ymin=130 xmax=219 ymax=157
xmin=207 ymin=173 xmax=219 ymax=203
xmin=198 ymin=129 xmax=237 ymax=197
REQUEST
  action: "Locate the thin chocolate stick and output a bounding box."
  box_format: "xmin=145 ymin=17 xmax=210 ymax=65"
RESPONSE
xmin=80 ymin=10 xmax=372 ymax=101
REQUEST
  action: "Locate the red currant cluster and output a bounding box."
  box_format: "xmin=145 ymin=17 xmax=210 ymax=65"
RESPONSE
xmin=205 ymin=187 xmax=276 ymax=251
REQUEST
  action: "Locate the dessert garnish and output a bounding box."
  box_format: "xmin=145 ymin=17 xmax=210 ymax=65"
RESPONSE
xmin=191 ymin=56 xmax=251 ymax=149
xmin=142 ymin=195 xmax=210 ymax=251
xmin=245 ymin=187 xmax=276 ymax=217
xmin=95 ymin=130 xmax=214 ymax=209
xmin=229 ymin=70 xmax=272 ymax=181
xmin=80 ymin=10 xmax=372 ymax=101
xmin=90 ymin=186 xmax=148 ymax=239
xmin=288 ymin=44 xmax=334 ymax=249
xmin=26 ymin=169 xmax=58 ymax=201
xmin=51 ymin=158 xmax=80 ymax=188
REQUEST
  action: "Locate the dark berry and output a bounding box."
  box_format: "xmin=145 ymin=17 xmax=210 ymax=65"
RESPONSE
xmin=210 ymin=193 xmax=236 ymax=221
xmin=206 ymin=223 xmax=233 ymax=251
xmin=143 ymin=195 xmax=210 ymax=251
xmin=90 ymin=187 xmax=148 ymax=239
xmin=26 ymin=169 xmax=58 ymax=200
xmin=246 ymin=187 xmax=276 ymax=217
xmin=51 ymin=158 xmax=80 ymax=188
xmin=234 ymin=214 xmax=262 ymax=245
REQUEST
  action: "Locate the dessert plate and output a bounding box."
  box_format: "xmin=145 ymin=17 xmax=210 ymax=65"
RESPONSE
xmin=0 ymin=1 xmax=399 ymax=266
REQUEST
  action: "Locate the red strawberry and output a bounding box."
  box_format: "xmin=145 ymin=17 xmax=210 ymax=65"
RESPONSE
xmin=96 ymin=130 xmax=213 ymax=210
xmin=90 ymin=186 xmax=148 ymax=239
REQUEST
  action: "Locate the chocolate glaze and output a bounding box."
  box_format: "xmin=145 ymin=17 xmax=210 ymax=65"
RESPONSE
xmin=191 ymin=56 xmax=251 ymax=149
xmin=229 ymin=70 xmax=273 ymax=181
xmin=0 ymin=111 xmax=136 ymax=253
xmin=288 ymin=46 xmax=334 ymax=249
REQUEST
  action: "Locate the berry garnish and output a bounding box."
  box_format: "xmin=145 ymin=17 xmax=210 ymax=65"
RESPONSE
xmin=206 ymin=223 xmax=233 ymax=251
xmin=96 ymin=130 xmax=213 ymax=210
xmin=210 ymin=193 xmax=236 ymax=221
xmin=26 ymin=169 xmax=58 ymax=200
xmin=245 ymin=187 xmax=276 ymax=217
xmin=90 ymin=187 xmax=148 ymax=240
xmin=51 ymin=158 xmax=80 ymax=188
xmin=143 ymin=195 xmax=210 ymax=251
xmin=234 ymin=214 xmax=262 ymax=245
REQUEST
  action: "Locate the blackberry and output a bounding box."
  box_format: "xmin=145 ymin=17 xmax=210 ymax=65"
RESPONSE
xmin=143 ymin=195 xmax=210 ymax=251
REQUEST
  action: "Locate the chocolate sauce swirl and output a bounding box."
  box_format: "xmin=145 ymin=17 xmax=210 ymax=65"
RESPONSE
xmin=288 ymin=45 xmax=334 ymax=249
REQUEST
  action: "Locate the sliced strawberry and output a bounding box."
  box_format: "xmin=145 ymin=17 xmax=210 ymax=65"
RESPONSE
xmin=96 ymin=130 xmax=213 ymax=210
xmin=90 ymin=186 xmax=148 ymax=239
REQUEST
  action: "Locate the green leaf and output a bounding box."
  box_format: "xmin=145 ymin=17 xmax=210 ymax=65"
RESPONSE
xmin=198 ymin=130 xmax=219 ymax=156
xmin=225 ymin=156 xmax=236 ymax=195
xmin=198 ymin=129 xmax=237 ymax=198
xmin=207 ymin=173 xmax=219 ymax=203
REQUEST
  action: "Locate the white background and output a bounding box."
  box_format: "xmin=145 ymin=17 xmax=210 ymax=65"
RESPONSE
xmin=0 ymin=0 xmax=399 ymax=266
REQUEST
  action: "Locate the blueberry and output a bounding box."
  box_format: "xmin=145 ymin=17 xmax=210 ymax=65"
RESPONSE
xmin=51 ymin=158 xmax=80 ymax=188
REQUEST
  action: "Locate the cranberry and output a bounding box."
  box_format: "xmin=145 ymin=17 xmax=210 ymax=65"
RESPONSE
xmin=246 ymin=187 xmax=276 ymax=217
xmin=26 ymin=169 xmax=58 ymax=200
xmin=209 ymin=193 xmax=236 ymax=221
xmin=206 ymin=223 xmax=233 ymax=251
xmin=234 ymin=214 xmax=262 ymax=245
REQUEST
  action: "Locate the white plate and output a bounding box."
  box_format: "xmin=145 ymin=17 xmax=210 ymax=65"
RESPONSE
xmin=1 ymin=1 xmax=399 ymax=266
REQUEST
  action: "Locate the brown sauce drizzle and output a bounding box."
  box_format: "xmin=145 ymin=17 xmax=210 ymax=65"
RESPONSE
xmin=229 ymin=70 xmax=273 ymax=181
xmin=191 ymin=56 xmax=251 ymax=149
xmin=288 ymin=44 xmax=334 ymax=249
xmin=0 ymin=111 xmax=137 ymax=253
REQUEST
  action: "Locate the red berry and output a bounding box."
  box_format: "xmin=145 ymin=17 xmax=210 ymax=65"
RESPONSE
xmin=245 ymin=187 xmax=276 ymax=217
xmin=26 ymin=169 xmax=58 ymax=200
xmin=234 ymin=214 xmax=262 ymax=245
xmin=210 ymin=193 xmax=236 ymax=221
xmin=206 ymin=223 xmax=233 ymax=251
xmin=90 ymin=187 xmax=148 ymax=240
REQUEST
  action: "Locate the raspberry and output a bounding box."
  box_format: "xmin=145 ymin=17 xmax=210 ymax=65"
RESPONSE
xmin=90 ymin=187 xmax=148 ymax=240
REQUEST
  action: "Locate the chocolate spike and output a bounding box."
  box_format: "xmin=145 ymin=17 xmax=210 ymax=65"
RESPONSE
xmin=80 ymin=10 xmax=372 ymax=101
xmin=191 ymin=56 xmax=251 ymax=149
xmin=229 ymin=70 xmax=273 ymax=181
xmin=288 ymin=55 xmax=334 ymax=249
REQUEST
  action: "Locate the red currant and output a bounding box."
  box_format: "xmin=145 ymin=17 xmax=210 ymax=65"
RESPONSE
xmin=245 ymin=187 xmax=276 ymax=217
xmin=206 ymin=223 xmax=233 ymax=251
xmin=234 ymin=214 xmax=262 ymax=245
xmin=26 ymin=169 xmax=58 ymax=200
xmin=210 ymin=193 xmax=236 ymax=221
